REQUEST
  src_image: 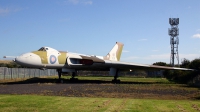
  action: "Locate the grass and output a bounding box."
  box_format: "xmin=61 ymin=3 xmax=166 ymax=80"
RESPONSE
xmin=63 ymin=76 xmax=173 ymax=84
xmin=77 ymin=76 xmax=170 ymax=82
xmin=0 ymin=76 xmax=200 ymax=111
xmin=0 ymin=76 xmax=172 ymax=84
xmin=0 ymin=95 xmax=200 ymax=112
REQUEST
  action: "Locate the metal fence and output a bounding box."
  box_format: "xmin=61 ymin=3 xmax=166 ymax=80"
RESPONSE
xmin=0 ymin=67 xmax=57 ymax=80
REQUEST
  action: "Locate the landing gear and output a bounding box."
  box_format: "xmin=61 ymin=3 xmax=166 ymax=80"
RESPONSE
xmin=112 ymin=74 xmax=120 ymax=83
xmin=57 ymin=68 xmax=78 ymax=82
xmin=110 ymin=68 xmax=120 ymax=83
xmin=57 ymin=69 xmax=62 ymax=83
xmin=70 ymin=70 xmax=78 ymax=81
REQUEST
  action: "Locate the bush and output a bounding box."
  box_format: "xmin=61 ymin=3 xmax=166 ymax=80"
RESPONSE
xmin=164 ymin=70 xmax=198 ymax=84
xmin=163 ymin=58 xmax=200 ymax=84
xmin=189 ymin=58 xmax=200 ymax=70
xmin=0 ymin=62 xmax=22 ymax=68
xmin=153 ymin=62 xmax=169 ymax=66
xmin=180 ymin=58 xmax=190 ymax=68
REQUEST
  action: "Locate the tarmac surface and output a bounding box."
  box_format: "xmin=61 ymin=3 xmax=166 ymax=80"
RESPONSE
xmin=0 ymin=78 xmax=200 ymax=100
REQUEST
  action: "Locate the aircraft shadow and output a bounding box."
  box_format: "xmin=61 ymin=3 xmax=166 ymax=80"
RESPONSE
xmin=1 ymin=77 xmax=171 ymax=85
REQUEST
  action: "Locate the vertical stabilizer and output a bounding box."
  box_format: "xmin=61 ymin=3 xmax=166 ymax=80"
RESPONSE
xmin=103 ymin=42 xmax=124 ymax=61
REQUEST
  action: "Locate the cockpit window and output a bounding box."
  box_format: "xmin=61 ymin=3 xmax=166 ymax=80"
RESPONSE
xmin=37 ymin=47 xmax=57 ymax=52
xmin=38 ymin=47 xmax=46 ymax=51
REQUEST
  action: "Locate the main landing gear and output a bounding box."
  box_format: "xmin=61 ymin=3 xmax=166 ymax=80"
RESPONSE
xmin=110 ymin=68 xmax=120 ymax=83
xmin=57 ymin=69 xmax=62 ymax=83
xmin=112 ymin=74 xmax=120 ymax=83
xmin=70 ymin=71 xmax=78 ymax=81
xmin=57 ymin=69 xmax=78 ymax=82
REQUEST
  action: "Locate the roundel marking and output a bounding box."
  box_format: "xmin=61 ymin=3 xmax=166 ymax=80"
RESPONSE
xmin=50 ymin=55 xmax=57 ymax=64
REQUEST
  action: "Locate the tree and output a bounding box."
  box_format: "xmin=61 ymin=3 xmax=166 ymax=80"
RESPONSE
xmin=163 ymin=58 xmax=200 ymax=84
xmin=0 ymin=62 xmax=22 ymax=68
xmin=152 ymin=62 xmax=168 ymax=66
xmin=180 ymin=58 xmax=190 ymax=68
xmin=189 ymin=58 xmax=200 ymax=70
xmin=0 ymin=63 xmax=6 ymax=67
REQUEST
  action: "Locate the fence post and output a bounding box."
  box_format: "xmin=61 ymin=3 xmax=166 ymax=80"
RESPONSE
xmin=10 ymin=68 xmax=12 ymax=79
xmin=24 ymin=68 xmax=25 ymax=78
xmin=39 ymin=70 xmax=40 ymax=77
xmin=34 ymin=69 xmax=35 ymax=77
xmin=18 ymin=68 xmax=19 ymax=78
xmin=48 ymin=69 xmax=50 ymax=76
xmin=29 ymin=69 xmax=30 ymax=78
xmin=4 ymin=67 xmax=6 ymax=80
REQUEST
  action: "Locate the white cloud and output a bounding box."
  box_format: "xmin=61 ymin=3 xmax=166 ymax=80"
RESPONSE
xmin=179 ymin=54 xmax=199 ymax=60
xmin=122 ymin=53 xmax=199 ymax=64
xmin=0 ymin=8 xmax=10 ymax=16
xmin=145 ymin=53 xmax=199 ymax=60
xmin=0 ymin=7 xmax=22 ymax=16
xmin=122 ymin=54 xmax=169 ymax=61
xmin=152 ymin=50 xmax=159 ymax=52
xmin=122 ymin=56 xmax=140 ymax=60
xmin=68 ymin=0 xmax=79 ymax=4
xmin=122 ymin=50 xmax=129 ymax=53
xmin=121 ymin=54 xmax=169 ymax=64
xmin=84 ymin=1 xmax=93 ymax=5
xmin=138 ymin=39 xmax=147 ymax=41
xmin=67 ymin=0 xmax=93 ymax=5
xmin=192 ymin=34 xmax=200 ymax=38
xmin=192 ymin=29 xmax=200 ymax=38
xmin=145 ymin=53 xmax=170 ymax=60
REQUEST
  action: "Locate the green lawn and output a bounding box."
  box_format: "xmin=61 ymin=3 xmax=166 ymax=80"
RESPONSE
xmin=0 ymin=77 xmax=200 ymax=111
xmin=63 ymin=76 xmax=172 ymax=83
xmin=0 ymin=95 xmax=200 ymax=112
xmin=0 ymin=76 xmax=172 ymax=84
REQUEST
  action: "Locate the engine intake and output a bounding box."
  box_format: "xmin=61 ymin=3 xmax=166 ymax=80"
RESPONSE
xmin=67 ymin=57 xmax=93 ymax=65
xmin=80 ymin=59 xmax=93 ymax=65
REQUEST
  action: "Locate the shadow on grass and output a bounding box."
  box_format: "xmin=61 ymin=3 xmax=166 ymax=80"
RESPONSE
xmin=0 ymin=77 xmax=173 ymax=85
xmin=194 ymin=96 xmax=200 ymax=100
xmin=165 ymin=79 xmax=200 ymax=89
xmin=180 ymin=84 xmax=200 ymax=88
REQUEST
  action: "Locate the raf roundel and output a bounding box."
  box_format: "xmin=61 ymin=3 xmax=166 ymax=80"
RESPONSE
xmin=49 ymin=55 xmax=57 ymax=64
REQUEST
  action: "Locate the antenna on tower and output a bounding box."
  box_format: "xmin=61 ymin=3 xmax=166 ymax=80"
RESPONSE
xmin=168 ymin=18 xmax=179 ymax=67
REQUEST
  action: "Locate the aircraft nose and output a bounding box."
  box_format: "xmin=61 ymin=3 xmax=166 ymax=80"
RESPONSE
xmin=15 ymin=52 xmax=42 ymax=67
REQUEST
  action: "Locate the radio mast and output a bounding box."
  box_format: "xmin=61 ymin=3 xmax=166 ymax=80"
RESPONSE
xmin=168 ymin=18 xmax=179 ymax=67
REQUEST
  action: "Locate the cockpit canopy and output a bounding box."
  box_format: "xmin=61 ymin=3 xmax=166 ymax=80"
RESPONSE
xmin=38 ymin=47 xmax=49 ymax=51
xmin=38 ymin=47 xmax=58 ymax=52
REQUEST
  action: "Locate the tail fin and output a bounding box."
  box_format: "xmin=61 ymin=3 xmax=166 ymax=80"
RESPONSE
xmin=103 ymin=42 xmax=124 ymax=61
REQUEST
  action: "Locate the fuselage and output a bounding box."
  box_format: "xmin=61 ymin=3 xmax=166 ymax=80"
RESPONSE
xmin=15 ymin=47 xmax=106 ymax=69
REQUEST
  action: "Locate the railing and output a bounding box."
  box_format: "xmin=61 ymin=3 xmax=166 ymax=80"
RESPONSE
xmin=0 ymin=67 xmax=57 ymax=80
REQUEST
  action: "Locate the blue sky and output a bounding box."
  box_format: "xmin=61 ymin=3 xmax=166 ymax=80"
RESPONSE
xmin=0 ymin=0 xmax=200 ymax=64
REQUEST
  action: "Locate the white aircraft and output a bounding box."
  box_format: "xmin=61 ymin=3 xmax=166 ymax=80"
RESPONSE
xmin=4 ymin=42 xmax=193 ymax=82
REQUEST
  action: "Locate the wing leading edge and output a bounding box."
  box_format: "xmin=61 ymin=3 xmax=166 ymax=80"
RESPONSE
xmin=104 ymin=60 xmax=194 ymax=71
